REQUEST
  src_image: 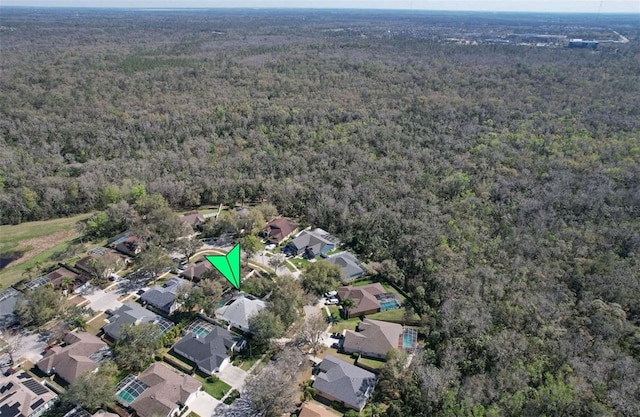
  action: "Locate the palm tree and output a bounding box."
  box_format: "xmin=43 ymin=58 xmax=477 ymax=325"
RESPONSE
xmin=341 ymin=298 xmax=356 ymax=319
xmin=300 ymin=380 xmax=316 ymax=402
xmin=61 ymin=277 xmax=74 ymax=293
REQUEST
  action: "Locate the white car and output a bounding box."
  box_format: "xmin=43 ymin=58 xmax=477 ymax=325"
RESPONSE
xmin=324 ymin=290 xmax=338 ymax=298
xmin=325 ymin=298 xmax=340 ymax=305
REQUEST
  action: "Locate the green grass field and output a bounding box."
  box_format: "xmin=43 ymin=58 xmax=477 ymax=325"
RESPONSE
xmin=0 ymin=213 xmax=91 ymax=289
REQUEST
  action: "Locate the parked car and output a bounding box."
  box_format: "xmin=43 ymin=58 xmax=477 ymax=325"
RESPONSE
xmin=325 ymin=298 xmax=339 ymax=305
xmin=324 ymin=290 xmax=338 ymax=298
xmin=331 ymin=342 xmax=341 ymax=349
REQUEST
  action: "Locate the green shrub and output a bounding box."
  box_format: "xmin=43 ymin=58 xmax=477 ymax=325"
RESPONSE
xmin=223 ymin=389 xmax=240 ymax=405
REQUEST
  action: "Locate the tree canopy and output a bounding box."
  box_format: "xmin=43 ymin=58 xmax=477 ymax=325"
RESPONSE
xmin=1 ymin=9 xmax=639 ymax=416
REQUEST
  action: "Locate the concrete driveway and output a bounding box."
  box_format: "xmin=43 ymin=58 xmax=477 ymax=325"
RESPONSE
xmin=80 ymin=285 xmax=124 ymax=313
xmin=11 ymin=330 xmax=47 ymax=364
xmin=186 ymin=390 xmax=220 ymax=417
xmin=218 ymin=364 xmax=248 ymax=390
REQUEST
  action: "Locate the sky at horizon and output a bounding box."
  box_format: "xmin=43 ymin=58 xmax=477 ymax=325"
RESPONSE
xmin=1 ymin=1 xmax=639 ymax=14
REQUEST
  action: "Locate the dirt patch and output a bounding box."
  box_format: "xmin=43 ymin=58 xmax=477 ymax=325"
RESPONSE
xmin=13 ymin=229 xmax=76 ymax=266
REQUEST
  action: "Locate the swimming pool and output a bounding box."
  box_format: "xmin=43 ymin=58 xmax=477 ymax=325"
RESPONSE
xmin=191 ymin=325 xmax=210 ymax=337
xmin=402 ymin=328 xmax=417 ymax=349
xmin=115 ymin=376 xmax=149 ymax=406
xmin=380 ymin=300 xmax=399 ymax=311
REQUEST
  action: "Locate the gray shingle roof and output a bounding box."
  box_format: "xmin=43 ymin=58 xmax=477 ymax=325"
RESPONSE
xmin=102 ymin=302 xmax=167 ymax=339
xmin=140 ymin=278 xmax=189 ymax=313
xmin=287 ymin=229 xmax=335 ymax=257
xmin=215 ymin=294 xmax=266 ymax=332
xmin=327 ymin=252 xmax=365 ymax=280
xmin=173 ymin=326 xmax=239 ymax=374
xmin=313 ymin=356 xmax=376 ymax=411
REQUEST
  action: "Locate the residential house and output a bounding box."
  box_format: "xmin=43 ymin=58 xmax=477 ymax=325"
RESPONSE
xmin=0 ymin=287 xmax=20 ymax=329
xmin=180 ymin=212 xmax=206 ymax=231
xmin=337 ymin=283 xmax=386 ymax=318
xmin=262 ymin=217 xmax=296 ymax=244
xmin=111 ymin=235 xmax=142 ymax=257
xmin=179 ymin=259 xmax=212 ymax=282
xmin=0 ymin=371 xmax=57 ymax=417
xmin=37 ymin=332 xmax=110 ymax=384
xmin=312 ymin=356 xmax=376 ymax=411
xmin=326 ymin=251 xmax=365 ymax=281
xmin=102 ymin=302 xmax=173 ymax=340
xmin=299 ymin=402 xmax=341 ymax=417
xmin=75 ymin=249 xmax=129 ymax=276
xmin=173 ymin=325 xmax=243 ymax=374
xmin=342 ymin=319 xmax=403 ymax=359
xmin=283 ymin=228 xmax=337 ymax=259
xmin=215 ymin=294 xmax=266 ymax=333
xmin=118 ymin=362 xmax=201 ymax=417
xmin=140 ymin=277 xmax=190 ymax=315
xmin=43 ymin=266 xmax=89 ymax=292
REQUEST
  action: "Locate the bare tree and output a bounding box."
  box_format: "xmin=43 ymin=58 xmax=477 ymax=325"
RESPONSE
xmin=1 ymin=331 xmax=24 ymax=365
xmin=268 ymin=253 xmax=287 ymax=272
xmin=239 ymin=349 xmax=308 ymax=417
xmin=297 ymin=313 xmax=327 ymax=355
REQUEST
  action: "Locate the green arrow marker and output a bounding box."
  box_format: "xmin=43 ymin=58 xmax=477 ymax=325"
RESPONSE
xmin=204 ymin=244 xmax=241 ymax=290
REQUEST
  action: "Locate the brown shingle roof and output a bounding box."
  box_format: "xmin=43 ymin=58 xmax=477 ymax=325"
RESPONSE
xmin=44 ymin=266 xmax=86 ymax=290
xmin=263 ymin=218 xmax=296 ymax=244
xmin=299 ymin=401 xmax=341 ymax=417
xmin=131 ymin=363 xmax=201 ymax=417
xmin=342 ymin=319 xmax=403 ymax=358
xmin=337 ymin=283 xmax=385 ymax=317
xmin=36 ymin=332 xmax=108 ymax=384
xmin=181 ymin=212 xmax=206 ymax=227
xmin=180 ymin=260 xmax=212 ymax=281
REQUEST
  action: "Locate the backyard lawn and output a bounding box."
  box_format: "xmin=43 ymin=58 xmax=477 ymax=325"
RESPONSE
xmin=357 ymin=356 xmax=386 ymax=370
xmin=367 ymin=308 xmax=419 ymax=323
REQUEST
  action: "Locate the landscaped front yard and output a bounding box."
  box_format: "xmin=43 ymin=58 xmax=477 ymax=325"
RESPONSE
xmin=289 ymin=257 xmax=310 ymax=269
xmin=195 ymin=374 xmax=232 ymax=400
xmin=86 ymin=312 xmax=108 ymax=335
xmin=233 ymin=355 xmax=261 ymax=371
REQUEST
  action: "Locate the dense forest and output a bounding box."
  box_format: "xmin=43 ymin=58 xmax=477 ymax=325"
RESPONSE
xmin=1 ymin=8 xmax=640 ymax=416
